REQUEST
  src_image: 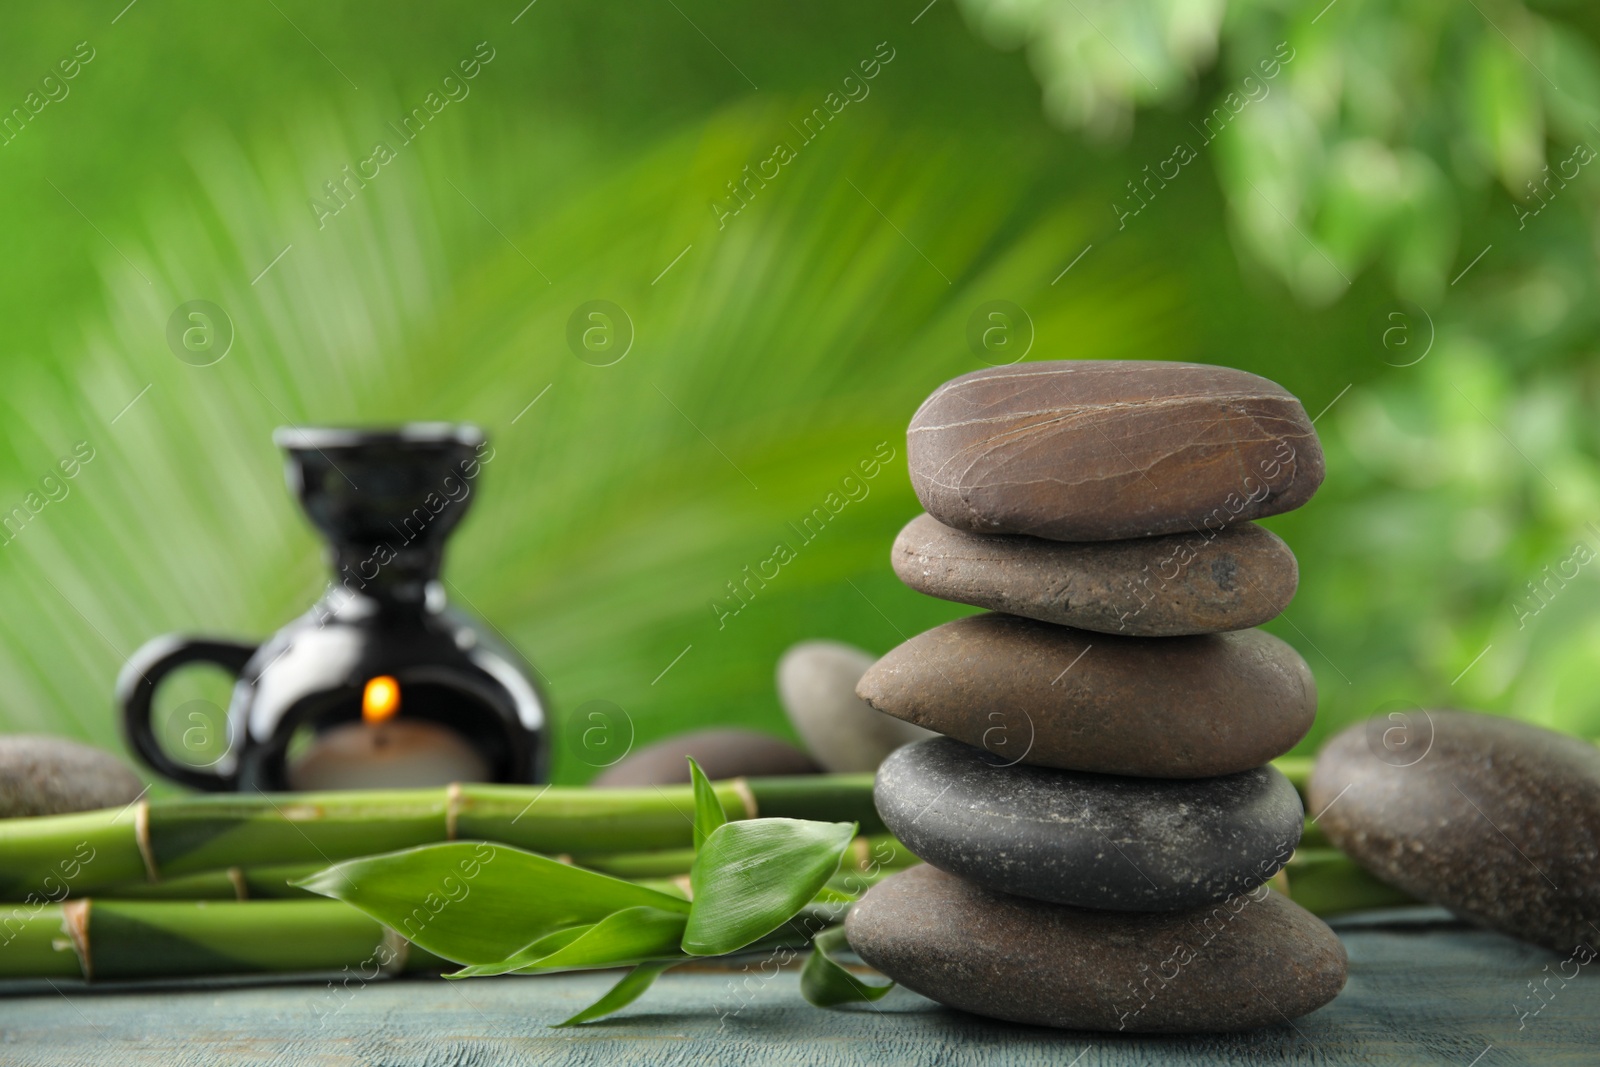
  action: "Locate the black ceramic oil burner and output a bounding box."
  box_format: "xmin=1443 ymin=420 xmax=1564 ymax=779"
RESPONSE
xmin=116 ymin=423 xmax=547 ymax=791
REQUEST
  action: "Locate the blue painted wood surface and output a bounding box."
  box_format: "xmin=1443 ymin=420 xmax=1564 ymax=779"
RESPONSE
xmin=0 ymin=911 xmax=1592 ymax=1065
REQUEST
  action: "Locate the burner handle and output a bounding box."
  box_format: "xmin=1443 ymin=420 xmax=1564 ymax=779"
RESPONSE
xmin=117 ymin=634 xmax=257 ymax=791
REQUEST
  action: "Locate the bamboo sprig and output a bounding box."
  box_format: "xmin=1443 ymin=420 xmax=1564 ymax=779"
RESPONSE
xmin=0 ymin=851 xmax=1410 ymax=985
xmin=0 ymin=895 xmax=860 ymax=984
xmin=90 ymin=833 xmax=917 ymax=901
xmin=0 ymin=776 xmax=880 ymax=901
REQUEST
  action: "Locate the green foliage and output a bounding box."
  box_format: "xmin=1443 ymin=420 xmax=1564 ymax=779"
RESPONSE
xmin=958 ymin=0 xmax=1600 ymax=301
xmin=799 ymin=925 xmax=895 ymax=1008
xmin=683 ymin=818 xmax=858 ymax=956
xmin=552 ymin=961 xmax=678 ymax=1028
xmin=301 ymin=810 xmax=864 ymax=1023
xmin=688 ymin=758 xmax=727 ymax=852
xmin=449 ymin=906 xmax=689 ymax=979
xmin=0 ymin=0 xmax=1596 ymax=787
xmin=293 ymin=842 xmax=688 ymax=963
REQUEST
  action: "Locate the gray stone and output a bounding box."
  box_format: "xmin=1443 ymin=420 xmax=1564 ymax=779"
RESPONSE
xmin=589 ymin=729 xmax=820 ymax=787
xmin=891 ymin=513 xmax=1297 ymax=635
xmin=1311 ymin=710 xmax=1600 ymax=954
xmin=846 ymin=863 xmax=1348 ymax=1033
xmin=0 ymin=735 xmax=145 ymax=817
xmin=777 ymin=640 xmax=937 ymax=773
xmin=857 ymin=613 xmax=1316 ymax=778
xmin=875 ymin=737 xmax=1303 ymax=910
xmin=907 ymin=361 xmax=1324 ymax=541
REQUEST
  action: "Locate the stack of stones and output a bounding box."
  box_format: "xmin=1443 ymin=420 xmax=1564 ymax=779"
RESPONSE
xmin=846 ymin=361 xmax=1349 ymax=1033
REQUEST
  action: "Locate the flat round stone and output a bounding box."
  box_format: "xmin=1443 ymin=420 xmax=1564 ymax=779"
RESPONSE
xmin=777 ymin=640 xmax=936 ymax=773
xmin=892 ymin=513 xmax=1298 ymax=635
xmin=846 ymin=864 xmax=1347 ymax=1033
xmin=857 ymin=613 xmax=1315 ymax=778
xmin=1311 ymin=710 xmax=1600 ymax=954
xmin=908 ymin=361 xmax=1324 ymax=541
xmin=590 ymin=729 xmax=820 ymax=787
xmin=875 ymin=737 xmax=1303 ymax=910
xmin=0 ymin=735 xmax=145 ymax=818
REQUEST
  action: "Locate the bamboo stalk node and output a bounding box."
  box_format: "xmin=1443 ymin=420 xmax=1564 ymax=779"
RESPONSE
xmin=226 ymin=868 xmax=248 ymax=901
xmin=61 ymin=900 xmax=91 ymax=981
xmin=134 ymin=801 xmax=160 ymax=883
xmin=445 ymin=782 xmax=464 ymax=841
xmin=379 ymin=928 xmax=410 ymax=976
xmin=278 ymin=803 xmax=324 ymax=821
xmin=729 ymin=777 xmax=758 ymax=820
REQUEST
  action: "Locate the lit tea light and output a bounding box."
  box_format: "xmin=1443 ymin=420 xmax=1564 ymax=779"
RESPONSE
xmin=286 ymin=675 xmax=492 ymax=791
xmin=363 ymin=675 xmax=401 ymax=724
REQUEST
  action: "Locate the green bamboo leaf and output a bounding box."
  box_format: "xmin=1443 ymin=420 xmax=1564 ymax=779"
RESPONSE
xmin=688 ymin=758 xmax=726 ymax=852
xmin=801 ymin=925 xmax=895 ymax=1008
xmin=810 ymin=885 xmax=858 ymax=906
xmin=446 ymin=925 xmax=590 ymax=979
xmin=553 ymin=960 xmax=679 ymax=1027
xmin=681 ymin=818 xmax=857 ymax=956
xmin=449 ymin=906 xmax=689 ymax=978
xmin=294 ymin=842 xmax=689 ymax=964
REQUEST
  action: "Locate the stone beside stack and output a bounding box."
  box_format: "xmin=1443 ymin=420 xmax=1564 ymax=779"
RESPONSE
xmin=1311 ymin=710 xmax=1600 ymax=955
xmin=0 ymin=735 xmax=145 ymax=818
xmin=846 ymin=360 xmax=1348 ymax=1033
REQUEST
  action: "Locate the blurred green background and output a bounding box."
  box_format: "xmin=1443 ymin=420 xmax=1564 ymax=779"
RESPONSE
xmin=0 ymin=1 xmax=1596 ymax=788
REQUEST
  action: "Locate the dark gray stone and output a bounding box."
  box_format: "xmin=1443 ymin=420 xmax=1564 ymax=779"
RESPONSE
xmin=891 ymin=513 xmax=1298 ymax=635
xmin=846 ymin=863 xmax=1348 ymax=1033
xmin=907 ymin=361 xmax=1324 ymax=541
xmin=0 ymin=735 xmax=145 ymax=818
xmin=1311 ymin=710 xmax=1600 ymax=954
xmin=857 ymin=613 xmax=1316 ymax=778
xmin=875 ymin=737 xmax=1303 ymax=910
xmin=589 ymin=729 xmax=820 ymax=787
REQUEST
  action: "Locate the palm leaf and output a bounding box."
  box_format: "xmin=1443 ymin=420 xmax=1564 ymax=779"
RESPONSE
xmin=0 ymin=91 xmax=1194 ymax=782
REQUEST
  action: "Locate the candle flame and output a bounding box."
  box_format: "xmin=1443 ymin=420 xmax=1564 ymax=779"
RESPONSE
xmin=362 ymin=676 xmax=401 ymax=724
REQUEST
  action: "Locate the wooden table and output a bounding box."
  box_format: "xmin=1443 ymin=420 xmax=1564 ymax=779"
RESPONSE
xmin=0 ymin=910 xmax=1591 ymax=1065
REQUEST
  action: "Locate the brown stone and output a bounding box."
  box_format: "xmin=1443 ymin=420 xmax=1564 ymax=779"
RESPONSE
xmin=907 ymin=361 xmax=1324 ymax=541
xmin=589 ymin=729 xmax=820 ymax=787
xmin=1311 ymin=711 xmax=1600 ymax=954
xmin=891 ymin=513 xmax=1297 ymax=635
xmin=856 ymin=613 xmax=1315 ymax=778
xmin=846 ymin=864 xmax=1347 ymax=1033
xmin=0 ymin=735 xmax=145 ymax=818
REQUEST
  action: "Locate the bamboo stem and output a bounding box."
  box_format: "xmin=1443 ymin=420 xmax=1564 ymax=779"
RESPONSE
xmin=94 ymin=832 xmax=917 ymax=901
xmin=0 ymin=776 xmax=880 ymax=901
xmin=0 ymin=899 xmax=448 ymax=981
xmin=1271 ymin=754 xmax=1312 ymax=796
xmin=0 ymin=849 xmax=1411 ymax=985
xmin=1283 ymin=848 xmax=1417 ymax=915
xmin=1300 ymin=817 xmax=1329 ymax=850
xmin=0 ymin=896 xmax=847 ymax=983
xmin=574 ymin=833 xmax=911 ymax=880
xmin=94 ymin=864 xmax=322 ymax=901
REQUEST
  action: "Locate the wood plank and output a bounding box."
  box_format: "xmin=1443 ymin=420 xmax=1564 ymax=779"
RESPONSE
xmin=0 ymin=917 xmax=1590 ymax=1065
